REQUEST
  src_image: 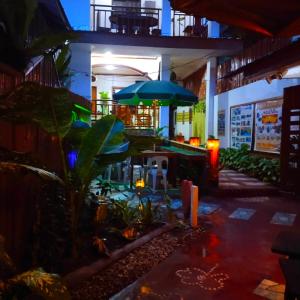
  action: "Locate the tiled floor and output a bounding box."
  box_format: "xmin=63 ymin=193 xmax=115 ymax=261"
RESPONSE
xmin=229 ymin=208 xmax=256 ymax=220
xmin=110 ymin=194 xmax=300 ymax=299
xmin=270 ymin=212 xmax=297 ymax=226
xmin=253 ymin=279 xmax=285 ymax=300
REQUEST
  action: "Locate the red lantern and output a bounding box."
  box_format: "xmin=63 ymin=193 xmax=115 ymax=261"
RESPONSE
xmin=207 ymin=138 xmax=220 ymax=185
xmin=175 ymin=134 xmax=185 ymax=143
xmin=189 ymin=137 xmax=200 ymax=147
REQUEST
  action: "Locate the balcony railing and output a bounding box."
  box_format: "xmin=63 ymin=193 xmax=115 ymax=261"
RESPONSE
xmin=90 ymin=4 xmax=207 ymax=37
xmin=91 ymin=99 xmax=159 ymax=129
xmin=217 ymin=38 xmax=291 ymax=94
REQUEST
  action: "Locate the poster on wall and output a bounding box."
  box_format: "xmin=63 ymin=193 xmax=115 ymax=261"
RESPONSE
xmin=230 ymin=104 xmax=254 ymax=149
xmin=218 ymin=110 xmax=225 ymax=136
xmin=254 ymin=99 xmax=283 ymax=153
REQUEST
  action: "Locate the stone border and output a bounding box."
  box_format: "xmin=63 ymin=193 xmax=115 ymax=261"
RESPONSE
xmin=64 ymin=223 xmax=175 ymax=288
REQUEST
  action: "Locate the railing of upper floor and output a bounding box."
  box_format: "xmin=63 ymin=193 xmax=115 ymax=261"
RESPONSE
xmin=0 ymin=55 xmax=60 ymax=96
xmin=90 ymin=4 xmax=207 ymax=37
xmin=216 ymin=38 xmax=291 ymax=94
xmin=91 ymin=99 xmax=159 ymax=129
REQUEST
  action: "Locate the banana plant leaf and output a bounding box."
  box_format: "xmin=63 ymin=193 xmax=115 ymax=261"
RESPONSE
xmin=0 ymin=0 xmax=37 ymax=46
xmin=95 ymin=134 xmax=161 ymax=168
xmin=76 ymin=116 xmax=128 ymax=187
xmin=0 ymin=0 xmax=77 ymax=71
xmin=0 ymin=82 xmax=73 ymax=137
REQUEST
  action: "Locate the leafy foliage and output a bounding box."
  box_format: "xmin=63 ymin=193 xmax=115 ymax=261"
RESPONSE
xmin=0 ymin=235 xmax=70 ymax=300
xmin=32 ymin=183 xmax=71 ymax=273
xmin=193 ymin=101 xmax=206 ymax=113
xmin=0 ymin=0 xmax=76 ymax=70
xmin=55 ymin=44 xmax=73 ymax=88
xmin=138 ymin=199 xmax=160 ymax=228
xmin=220 ymin=144 xmax=280 ymax=184
xmin=0 ymin=82 xmax=73 ymax=138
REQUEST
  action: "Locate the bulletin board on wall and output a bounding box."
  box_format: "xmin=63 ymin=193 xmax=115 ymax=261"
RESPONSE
xmin=230 ymin=104 xmax=254 ymax=149
xmin=254 ymin=99 xmax=283 ymax=153
xmin=230 ymin=98 xmax=283 ymax=153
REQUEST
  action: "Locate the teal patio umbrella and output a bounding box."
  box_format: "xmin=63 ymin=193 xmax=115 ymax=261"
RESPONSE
xmin=113 ymin=80 xmax=198 ymax=106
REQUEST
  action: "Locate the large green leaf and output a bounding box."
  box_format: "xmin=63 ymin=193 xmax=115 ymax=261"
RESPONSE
xmin=0 ymin=82 xmax=73 ymax=137
xmin=94 ymin=134 xmax=160 ymax=178
xmin=76 ymin=116 xmax=125 ymax=186
xmin=0 ymin=162 xmax=64 ymax=184
xmin=0 ymin=0 xmax=37 ymax=45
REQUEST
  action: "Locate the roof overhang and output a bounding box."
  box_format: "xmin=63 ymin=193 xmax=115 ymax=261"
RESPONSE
xmin=170 ymin=0 xmax=300 ymax=37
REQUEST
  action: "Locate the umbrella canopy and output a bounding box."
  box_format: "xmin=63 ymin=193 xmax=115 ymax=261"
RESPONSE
xmin=113 ymin=80 xmax=198 ymax=106
xmin=170 ymin=0 xmax=300 ymax=37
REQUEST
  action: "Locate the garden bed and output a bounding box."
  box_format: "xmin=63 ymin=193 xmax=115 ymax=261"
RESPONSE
xmin=69 ymin=228 xmax=181 ymax=300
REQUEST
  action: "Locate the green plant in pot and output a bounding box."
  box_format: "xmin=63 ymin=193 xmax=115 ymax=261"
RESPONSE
xmin=99 ymin=91 xmax=110 ymax=100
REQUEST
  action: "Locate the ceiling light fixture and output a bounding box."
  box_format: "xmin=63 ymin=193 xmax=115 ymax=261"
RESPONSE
xmin=105 ymin=65 xmax=117 ymax=71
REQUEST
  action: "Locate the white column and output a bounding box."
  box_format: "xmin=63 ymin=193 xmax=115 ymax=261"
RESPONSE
xmin=205 ymin=57 xmax=217 ymax=140
xmin=159 ymin=54 xmax=171 ymax=138
xmin=161 ymin=0 xmax=171 ymax=36
xmin=69 ymin=43 xmax=91 ymax=100
xmin=208 ymin=21 xmax=220 ymax=38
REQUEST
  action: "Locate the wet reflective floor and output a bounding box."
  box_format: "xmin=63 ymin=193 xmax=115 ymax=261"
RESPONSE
xmin=111 ymin=195 xmax=300 ymax=300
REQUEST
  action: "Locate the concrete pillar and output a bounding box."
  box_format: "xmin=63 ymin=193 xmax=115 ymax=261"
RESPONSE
xmin=69 ymin=43 xmax=91 ymax=100
xmin=208 ymin=21 xmax=220 ymax=38
xmin=60 ymin=0 xmax=90 ymax=30
xmin=159 ymin=54 xmax=171 ymax=138
xmin=161 ymin=0 xmax=171 ymax=36
xmin=205 ymin=57 xmax=217 ymax=140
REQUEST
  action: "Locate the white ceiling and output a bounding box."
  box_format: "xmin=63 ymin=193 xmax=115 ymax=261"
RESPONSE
xmin=91 ymin=45 xmax=211 ymax=79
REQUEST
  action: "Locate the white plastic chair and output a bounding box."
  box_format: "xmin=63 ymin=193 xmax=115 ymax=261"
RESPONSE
xmin=122 ymin=157 xmax=143 ymax=184
xmin=147 ymin=156 xmax=168 ymax=192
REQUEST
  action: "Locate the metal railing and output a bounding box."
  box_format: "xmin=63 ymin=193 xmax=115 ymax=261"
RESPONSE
xmin=91 ymin=4 xmax=161 ymax=35
xmin=216 ymin=38 xmax=291 ymax=93
xmin=90 ymin=4 xmax=207 ymax=37
xmin=91 ymin=99 xmax=159 ymax=129
xmin=171 ymin=11 xmax=207 ymax=37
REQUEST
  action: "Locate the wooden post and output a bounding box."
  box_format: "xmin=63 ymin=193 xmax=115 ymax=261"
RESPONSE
xmin=190 ymin=185 xmax=199 ymax=228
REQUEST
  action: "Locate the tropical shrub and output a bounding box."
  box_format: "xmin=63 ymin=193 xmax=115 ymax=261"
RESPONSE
xmin=220 ymin=144 xmax=280 ymax=184
xmin=0 ymin=235 xmax=70 ymax=300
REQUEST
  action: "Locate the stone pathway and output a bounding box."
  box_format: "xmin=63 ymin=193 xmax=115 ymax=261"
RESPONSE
xmin=215 ymin=169 xmax=278 ymax=197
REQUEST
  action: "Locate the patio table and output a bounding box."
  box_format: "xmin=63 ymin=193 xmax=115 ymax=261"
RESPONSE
xmin=138 ymin=146 xmax=207 ymax=187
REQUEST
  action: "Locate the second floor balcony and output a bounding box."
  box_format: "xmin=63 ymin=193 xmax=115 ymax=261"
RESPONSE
xmin=90 ymin=4 xmax=208 ymax=37
xmin=91 ymin=99 xmax=159 ymax=134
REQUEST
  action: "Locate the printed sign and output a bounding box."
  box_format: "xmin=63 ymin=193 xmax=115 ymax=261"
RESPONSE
xmin=230 ymin=104 xmax=254 ymax=149
xmin=218 ymin=110 xmax=225 ymax=136
xmin=254 ymin=99 xmax=283 ymax=153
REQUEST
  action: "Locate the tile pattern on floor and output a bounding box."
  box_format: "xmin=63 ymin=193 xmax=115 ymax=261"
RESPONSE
xmin=229 ymin=208 xmax=256 ymax=220
xmin=199 ymin=203 xmax=220 ymax=215
xmin=270 ymin=212 xmax=297 ymax=226
xmin=253 ymin=279 xmax=285 ymax=300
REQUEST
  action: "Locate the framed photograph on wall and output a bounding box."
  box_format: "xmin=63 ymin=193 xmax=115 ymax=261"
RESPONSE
xmin=230 ymin=104 xmax=254 ymax=149
xmin=254 ymin=99 xmax=283 ymax=153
